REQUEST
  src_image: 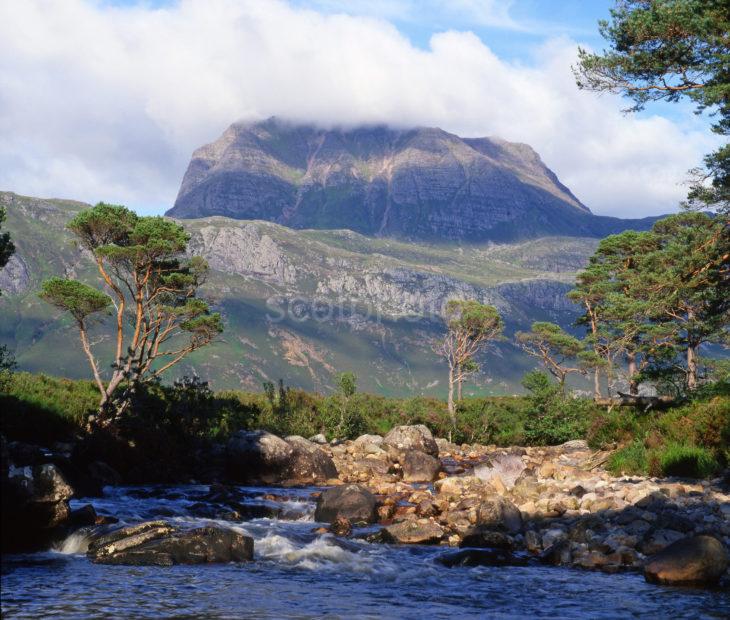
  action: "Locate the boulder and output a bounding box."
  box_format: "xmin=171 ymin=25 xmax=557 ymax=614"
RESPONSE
xmin=401 ymin=450 xmax=441 ymax=483
xmin=476 ymin=497 xmax=523 ymax=534
xmin=226 ymin=430 xmax=294 ymax=483
xmin=460 ymin=528 xmax=514 ymax=549
xmin=438 ymin=548 xmax=525 ymax=567
xmin=383 ymin=425 xmax=438 ymax=457
xmin=2 ymin=460 xmax=75 ymax=552
xmin=434 ymin=475 xmax=487 ymax=498
xmin=473 ymin=453 xmax=526 ymax=490
xmin=383 ymin=519 xmax=444 ymax=544
xmin=314 ymin=484 xmax=377 ymax=524
xmin=644 ymin=535 xmax=729 ymax=586
xmin=89 ymin=522 xmax=253 ymax=566
xmin=284 ymin=436 xmax=338 ymax=483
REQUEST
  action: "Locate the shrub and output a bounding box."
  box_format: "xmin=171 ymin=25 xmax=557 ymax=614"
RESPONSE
xmin=608 ymin=440 xmax=648 ymax=476
xmin=586 ymin=407 xmax=649 ymax=450
xmin=659 ymin=443 xmax=720 ymax=478
xmin=0 ymin=372 xmax=98 ymax=442
xmin=521 ymin=371 xmax=593 ymax=445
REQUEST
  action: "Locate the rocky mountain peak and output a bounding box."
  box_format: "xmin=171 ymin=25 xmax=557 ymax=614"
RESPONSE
xmin=167 ymin=118 xmax=602 ymax=241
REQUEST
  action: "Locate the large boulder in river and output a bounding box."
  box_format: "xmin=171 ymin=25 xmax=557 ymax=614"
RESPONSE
xmin=226 ymin=430 xmax=294 ymax=483
xmin=314 ymin=484 xmax=377 ymax=524
xmin=401 ymin=450 xmax=441 ymax=483
xmin=383 ymin=425 xmax=438 ymax=457
xmin=89 ymin=521 xmax=253 ymax=566
xmin=284 ymin=436 xmax=338 ymax=483
xmin=644 ymin=535 xmax=728 ymax=586
xmin=1 ymin=442 xmax=75 ymax=553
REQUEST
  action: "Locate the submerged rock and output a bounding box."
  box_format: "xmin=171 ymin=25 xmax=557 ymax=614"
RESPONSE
xmin=644 ymin=535 xmax=729 ymax=586
xmin=89 ymin=521 xmax=253 ymax=566
xmin=439 ymin=548 xmax=525 ymax=567
xmin=314 ymin=484 xmax=377 ymax=524
xmin=383 ymin=425 xmax=438 ymax=457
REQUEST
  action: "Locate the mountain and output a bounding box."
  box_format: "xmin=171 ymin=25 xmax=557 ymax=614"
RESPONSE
xmin=1 ymin=191 xmax=602 ymax=396
xmin=167 ymin=118 xmax=659 ymax=241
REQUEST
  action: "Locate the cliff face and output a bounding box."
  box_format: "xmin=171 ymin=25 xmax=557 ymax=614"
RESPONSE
xmin=168 ymin=119 xmax=614 ymax=241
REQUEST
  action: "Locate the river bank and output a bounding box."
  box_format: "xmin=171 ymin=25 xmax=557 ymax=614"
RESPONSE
xmin=3 ymin=425 xmax=729 ymax=592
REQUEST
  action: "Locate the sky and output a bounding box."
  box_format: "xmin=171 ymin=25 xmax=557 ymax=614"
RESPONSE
xmin=0 ymin=0 xmax=720 ymax=218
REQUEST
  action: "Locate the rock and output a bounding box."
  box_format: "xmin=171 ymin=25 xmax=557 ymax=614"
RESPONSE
xmin=435 ymin=476 xmax=487 ymax=498
xmin=90 ymin=523 xmax=254 ymax=566
xmin=225 ymin=430 xmax=294 ymax=483
xmin=401 ymin=450 xmax=441 ymax=483
xmin=558 ymin=440 xmax=589 ymax=451
xmin=476 ymin=497 xmax=523 ymax=533
xmin=314 ymin=484 xmax=377 ymax=524
xmin=383 ymin=519 xmax=444 ymax=544
xmin=540 ymin=540 xmax=572 ymax=565
xmin=542 ymin=528 xmax=568 ymax=549
xmin=353 ymin=458 xmax=390 ymax=477
xmin=329 ymin=517 xmax=352 ymax=536
xmin=70 ymin=504 xmax=98 ymax=527
xmin=438 ymin=548 xmax=525 ymax=567
xmin=308 ymin=434 xmax=328 ymax=445
xmin=460 ymin=528 xmax=513 ymax=549
xmin=474 ymin=453 xmax=526 ymax=490
xmin=383 ymin=425 xmax=438 ymax=457
xmin=284 ymin=436 xmax=338 ymax=483
xmin=2 ymin=461 xmax=75 ymax=552
xmin=353 ymin=434 xmax=384 ymax=449
xmin=639 ymin=529 xmax=685 ymax=556
xmin=644 ymin=535 xmax=729 ymax=586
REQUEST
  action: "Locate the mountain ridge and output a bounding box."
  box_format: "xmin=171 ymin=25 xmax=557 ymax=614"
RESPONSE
xmin=167 ymin=118 xmax=662 ymax=241
xmin=2 ymin=190 xmax=597 ymax=395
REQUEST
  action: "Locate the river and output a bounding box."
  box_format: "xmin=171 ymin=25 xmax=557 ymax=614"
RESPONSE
xmin=2 ymin=485 xmax=728 ymax=619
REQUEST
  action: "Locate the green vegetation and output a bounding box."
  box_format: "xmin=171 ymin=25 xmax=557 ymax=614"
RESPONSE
xmin=569 ymin=213 xmax=728 ymax=398
xmin=575 ymin=0 xmax=729 ymax=214
xmin=39 ymin=203 xmax=223 ymax=426
xmin=516 ymin=322 xmax=596 ymax=391
xmin=2 ymin=369 xmax=726 ymax=480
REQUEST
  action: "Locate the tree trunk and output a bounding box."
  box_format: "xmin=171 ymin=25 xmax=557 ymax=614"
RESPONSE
xmin=593 ymin=368 xmax=601 ymax=401
xmin=687 ymin=344 xmax=698 ymax=391
xmin=627 ymin=352 xmax=638 ymax=396
xmin=457 ymin=365 xmax=463 ymax=402
xmin=447 ymin=365 xmax=456 ymax=433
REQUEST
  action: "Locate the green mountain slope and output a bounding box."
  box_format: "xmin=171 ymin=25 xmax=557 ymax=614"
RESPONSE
xmin=1 ymin=191 xmax=599 ymax=396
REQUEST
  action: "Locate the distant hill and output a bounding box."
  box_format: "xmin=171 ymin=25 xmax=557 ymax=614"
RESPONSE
xmin=167 ymin=118 xmax=660 ymax=241
xmin=1 ymin=191 xmax=606 ymax=395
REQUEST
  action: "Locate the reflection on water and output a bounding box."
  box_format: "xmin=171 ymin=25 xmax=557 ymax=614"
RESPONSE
xmin=2 ymin=485 xmax=729 ymax=619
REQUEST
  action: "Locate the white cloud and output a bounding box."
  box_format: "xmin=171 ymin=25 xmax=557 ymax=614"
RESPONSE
xmin=0 ymin=0 xmax=717 ymax=217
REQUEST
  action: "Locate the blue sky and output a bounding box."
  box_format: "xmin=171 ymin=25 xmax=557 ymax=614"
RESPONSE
xmin=0 ymin=0 xmax=717 ymax=217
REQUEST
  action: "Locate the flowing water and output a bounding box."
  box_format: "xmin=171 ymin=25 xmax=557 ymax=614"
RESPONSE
xmin=2 ymin=485 xmax=729 ymax=619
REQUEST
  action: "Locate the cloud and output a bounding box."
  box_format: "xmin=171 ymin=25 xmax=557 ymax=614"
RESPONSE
xmin=0 ymin=0 xmax=717 ymax=217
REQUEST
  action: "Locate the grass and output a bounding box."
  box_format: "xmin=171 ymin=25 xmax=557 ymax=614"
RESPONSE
xmin=659 ymin=443 xmax=720 ymax=478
